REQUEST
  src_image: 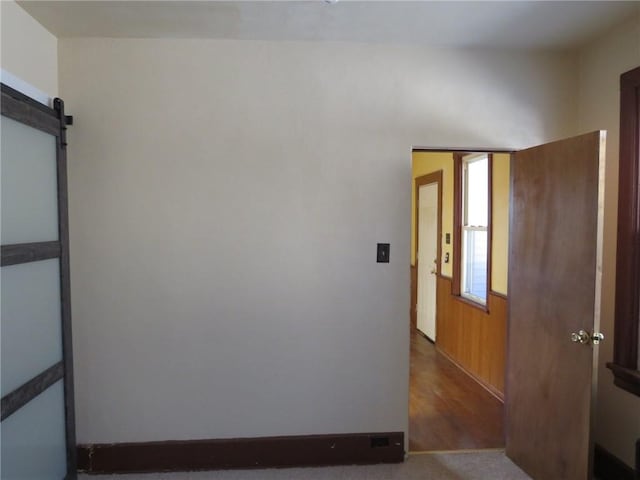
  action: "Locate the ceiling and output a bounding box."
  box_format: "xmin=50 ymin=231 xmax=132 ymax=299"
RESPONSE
xmin=17 ymin=1 xmax=640 ymax=50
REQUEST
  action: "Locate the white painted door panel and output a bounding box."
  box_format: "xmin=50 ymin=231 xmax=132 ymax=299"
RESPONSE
xmin=417 ymin=183 xmax=438 ymax=341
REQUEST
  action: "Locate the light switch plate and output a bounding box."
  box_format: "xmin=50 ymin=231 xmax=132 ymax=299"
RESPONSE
xmin=377 ymin=243 xmax=390 ymax=263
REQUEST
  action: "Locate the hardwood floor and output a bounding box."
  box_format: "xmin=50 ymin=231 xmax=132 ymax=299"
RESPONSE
xmin=409 ymin=328 xmax=504 ymax=452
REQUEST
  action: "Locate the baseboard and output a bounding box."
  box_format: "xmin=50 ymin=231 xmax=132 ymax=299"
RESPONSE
xmin=637 ymin=438 xmax=639 ymax=479
xmin=77 ymin=431 xmax=404 ymax=474
xmin=436 ymin=347 xmax=504 ymax=403
xmin=594 ymin=443 xmax=635 ymax=480
xmin=415 ymin=328 xmax=435 ymax=344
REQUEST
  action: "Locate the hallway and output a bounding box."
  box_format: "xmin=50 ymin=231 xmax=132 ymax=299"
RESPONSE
xmin=409 ymin=329 xmax=504 ymax=451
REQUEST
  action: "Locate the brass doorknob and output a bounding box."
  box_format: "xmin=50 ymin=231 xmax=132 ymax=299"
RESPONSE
xmin=571 ymin=330 xmax=590 ymax=344
xmin=571 ymin=330 xmax=604 ymax=345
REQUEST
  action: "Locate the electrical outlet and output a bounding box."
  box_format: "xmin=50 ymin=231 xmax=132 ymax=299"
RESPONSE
xmin=370 ymin=436 xmax=390 ymax=448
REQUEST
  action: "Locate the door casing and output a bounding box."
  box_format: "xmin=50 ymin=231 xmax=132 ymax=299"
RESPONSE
xmin=410 ymin=137 xmax=602 ymax=479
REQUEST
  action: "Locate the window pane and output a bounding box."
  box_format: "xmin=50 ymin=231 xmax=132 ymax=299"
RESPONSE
xmin=0 ymin=380 xmax=67 ymax=479
xmin=1 ymin=259 xmax=62 ymax=396
xmin=465 ymin=155 xmax=488 ymax=226
xmin=462 ymin=229 xmax=487 ymax=301
xmin=1 ymin=115 xmax=59 ymax=245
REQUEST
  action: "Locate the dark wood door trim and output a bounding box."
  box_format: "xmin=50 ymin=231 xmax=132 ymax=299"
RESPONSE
xmin=412 ymin=147 xmax=514 ymax=153
xmin=413 ymin=171 xmax=443 ymax=330
xmin=452 ymin=153 xmax=493 ymax=310
xmin=608 ymin=65 xmax=640 ymax=397
xmin=415 ymin=171 xmax=443 ymax=272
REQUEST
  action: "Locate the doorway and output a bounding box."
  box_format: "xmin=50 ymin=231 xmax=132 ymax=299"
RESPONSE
xmin=409 ymin=135 xmax=605 ymax=480
xmin=409 ymin=149 xmax=509 ymax=452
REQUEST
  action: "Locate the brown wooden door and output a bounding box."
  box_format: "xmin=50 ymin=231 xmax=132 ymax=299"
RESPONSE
xmin=506 ymin=131 xmax=605 ymax=480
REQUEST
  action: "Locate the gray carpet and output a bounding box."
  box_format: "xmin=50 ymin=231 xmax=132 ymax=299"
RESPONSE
xmin=78 ymin=450 xmax=532 ymax=479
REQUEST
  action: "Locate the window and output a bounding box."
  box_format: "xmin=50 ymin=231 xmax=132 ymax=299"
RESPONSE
xmin=608 ymin=65 xmax=640 ymax=396
xmin=456 ymin=153 xmax=490 ymax=305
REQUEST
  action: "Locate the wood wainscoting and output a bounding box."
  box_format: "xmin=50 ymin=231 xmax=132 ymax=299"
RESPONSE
xmin=436 ymin=275 xmax=507 ymax=399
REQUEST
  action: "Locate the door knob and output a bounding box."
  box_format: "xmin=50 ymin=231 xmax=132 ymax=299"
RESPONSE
xmin=571 ymin=330 xmax=604 ymax=345
xmin=571 ymin=330 xmax=589 ymax=344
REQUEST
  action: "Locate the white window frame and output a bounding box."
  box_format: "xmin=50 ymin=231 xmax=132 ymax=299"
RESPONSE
xmin=461 ymin=153 xmax=489 ymax=305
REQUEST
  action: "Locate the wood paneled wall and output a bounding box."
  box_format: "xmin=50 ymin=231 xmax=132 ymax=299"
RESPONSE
xmin=435 ymin=276 xmax=507 ymax=399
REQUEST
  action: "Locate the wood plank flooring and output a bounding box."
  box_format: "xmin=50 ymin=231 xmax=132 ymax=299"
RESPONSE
xmin=409 ymin=328 xmax=504 ymax=451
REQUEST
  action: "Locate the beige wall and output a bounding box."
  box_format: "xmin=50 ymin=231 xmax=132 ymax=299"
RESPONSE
xmin=577 ymin=14 xmax=640 ymax=467
xmin=4 ymin=0 xmax=637 ymax=463
xmin=59 ymin=38 xmax=576 ymax=444
xmin=0 ymin=0 xmax=58 ymax=99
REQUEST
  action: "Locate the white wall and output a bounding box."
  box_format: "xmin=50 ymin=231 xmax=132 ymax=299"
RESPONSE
xmin=59 ymin=38 xmax=577 ymax=444
xmin=578 ymin=14 xmax=640 ymax=468
xmin=0 ymin=0 xmax=57 ymax=100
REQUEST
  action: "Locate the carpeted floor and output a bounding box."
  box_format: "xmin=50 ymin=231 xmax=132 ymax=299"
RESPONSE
xmin=78 ymin=449 xmax=532 ymax=479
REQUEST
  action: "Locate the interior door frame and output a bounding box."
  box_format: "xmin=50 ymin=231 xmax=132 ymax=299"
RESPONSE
xmin=410 ymin=147 xmax=513 ymax=453
xmin=0 ymin=82 xmax=77 ymax=479
xmin=608 ymin=65 xmax=640 ymax=396
xmin=414 ymin=172 xmax=443 ymax=336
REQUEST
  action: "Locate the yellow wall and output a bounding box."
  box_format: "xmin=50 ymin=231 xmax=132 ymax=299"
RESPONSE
xmin=411 ymin=151 xmax=509 ymax=294
xmin=411 ymin=152 xmax=454 ymax=276
xmin=491 ymin=153 xmax=510 ymax=295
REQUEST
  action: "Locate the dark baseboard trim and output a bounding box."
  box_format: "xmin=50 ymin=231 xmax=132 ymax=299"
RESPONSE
xmin=636 ymin=439 xmax=639 ymax=479
xmin=77 ymin=431 xmax=405 ymax=474
xmin=436 ymin=346 xmax=504 ymax=403
xmin=415 ymin=328 xmax=435 ymax=344
xmin=594 ymin=443 xmax=635 ymax=480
